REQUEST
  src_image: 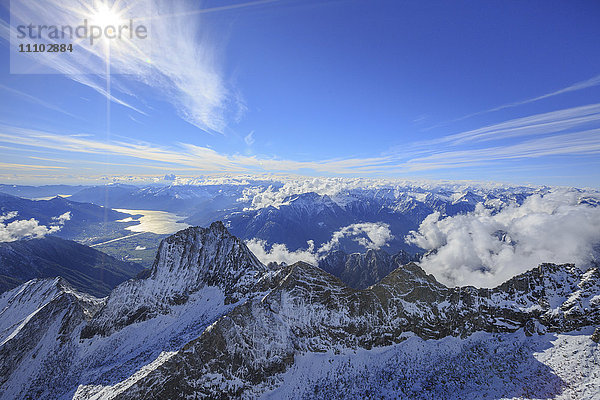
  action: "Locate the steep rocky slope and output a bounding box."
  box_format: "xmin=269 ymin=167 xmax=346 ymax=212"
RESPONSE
xmin=0 ymin=278 xmax=103 ymax=398
xmin=112 ymin=260 xmax=599 ymax=399
xmin=0 ymin=222 xmax=598 ymax=399
xmin=81 ymin=222 xmax=267 ymax=339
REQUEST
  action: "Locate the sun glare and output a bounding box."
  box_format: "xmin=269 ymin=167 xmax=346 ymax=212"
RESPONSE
xmin=90 ymin=3 xmax=125 ymax=36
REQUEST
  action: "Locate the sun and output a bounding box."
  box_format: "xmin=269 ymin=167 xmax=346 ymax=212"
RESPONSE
xmin=90 ymin=2 xmax=125 ymax=36
xmin=77 ymin=0 xmax=150 ymax=61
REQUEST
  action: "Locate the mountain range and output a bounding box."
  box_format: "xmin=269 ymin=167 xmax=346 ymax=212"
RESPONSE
xmin=68 ymin=183 xmax=250 ymax=215
xmin=318 ymin=248 xmax=420 ymax=289
xmin=0 ymin=184 xmax=91 ymax=199
xmin=0 ymin=192 xmax=129 ymax=240
xmin=0 ymin=222 xmax=597 ymax=399
xmin=25 ymin=182 xmax=548 ymax=255
xmin=4 ymin=182 xmax=585 ymax=264
xmin=195 ymin=186 xmax=542 ymax=254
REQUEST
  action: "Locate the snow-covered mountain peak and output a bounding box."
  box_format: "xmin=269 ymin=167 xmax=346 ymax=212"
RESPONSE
xmin=0 ymin=278 xmax=68 ymax=344
xmin=149 ymin=221 xmax=266 ymax=291
xmin=281 ymin=192 xmax=339 ymax=215
xmin=0 ymin=277 xmax=103 ymax=395
xmin=0 ymin=277 xmax=102 ymax=345
xmin=82 ymin=222 xmax=267 ymax=338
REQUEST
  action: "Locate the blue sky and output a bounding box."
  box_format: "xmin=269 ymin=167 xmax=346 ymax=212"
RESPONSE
xmin=0 ymin=0 xmax=599 ymax=186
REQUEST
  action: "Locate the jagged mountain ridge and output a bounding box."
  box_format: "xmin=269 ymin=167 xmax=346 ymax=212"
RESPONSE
xmin=0 ymin=222 xmax=598 ymax=399
xmin=114 ymin=260 xmax=599 ymax=399
xmin=224 ymin=192 xmax=366 ymax=252
xmin=1 ymin=222 xmax=270 ymax=399
xmin=0 ymin=278 xmax=103 ymax=396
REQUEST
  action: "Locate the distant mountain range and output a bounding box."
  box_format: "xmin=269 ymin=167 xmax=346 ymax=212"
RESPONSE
xmin=218 ymin=187 xmax=540 ymax=254
xmin=0 ymin=184 xmax=91 ymax=199
xmin=318 ymin=248 xmax=420 ymax=289
xmin=0 ymin=192 xmax=129 ymax=239
xmin=0 ymin=182 xmax=552 ymax=256
xmin=2 ymin=183 xmax=599 ymax=274
xmin=68 ymin=183 xmax=250 ymax=214
xmin=0 ymin=236 xmax=145 ymax=297
xmin=0 ymin=222 xmax=597 ymax=399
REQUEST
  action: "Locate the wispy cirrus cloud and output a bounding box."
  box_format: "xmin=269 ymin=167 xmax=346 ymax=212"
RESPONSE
xmin=1 ymin=0 xmax=259 ymax=133
xmin=394 ymin=103 xmax=600 ymax=172
xmin=0 ymin=161 xmax=67 ymax=170
xmin=428 ymin=73 xmax=600 ymax=129
xmin=0 ymin=17 xmax=144 ymax=116
xmin=0 ymin=124 xmax=385 ymax=174
xmin=1 ymin=109 xmax=600 ymax=179
xmin=0 ymin=84 xmax=81 ymax=119
xmin=405 ymin=129 xmax=600 ymax=171
xmin=416 ymin=103 xmax=600 ymax=147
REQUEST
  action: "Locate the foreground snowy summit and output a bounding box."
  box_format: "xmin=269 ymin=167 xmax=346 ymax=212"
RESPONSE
xmin=0 ymin=222 xmax=598 ymax=399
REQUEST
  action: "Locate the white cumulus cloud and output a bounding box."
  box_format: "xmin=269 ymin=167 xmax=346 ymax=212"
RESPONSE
xmin=52 ymin=211 xmax=72 ymax=225
xmin=238 ymin=177 xmax=398 ymax=210
xmin=245 ymin=238 xmax=317 ymax=266
xmin=0 ymin=211 xmax=71 ymax=242
xmin=246 ymin=222 xmax=394 ymax=266
xmin=318 ymin=223 xmax=394 ymax=253
xmin=405 ymin=189 xmax=600 ymax=288
xmin=0 ymin=211 xmax=18 ymax=223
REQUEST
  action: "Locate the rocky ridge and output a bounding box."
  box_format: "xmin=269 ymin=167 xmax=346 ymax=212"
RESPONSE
xmin=0 ymin=222 xmax=597 ymax=399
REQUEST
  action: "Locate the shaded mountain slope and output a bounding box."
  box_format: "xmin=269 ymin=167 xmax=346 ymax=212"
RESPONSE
xmin=318 ymin=248 xmax=419 ymax=289
xmin=0 ymin=236 xmax=144 ymax=297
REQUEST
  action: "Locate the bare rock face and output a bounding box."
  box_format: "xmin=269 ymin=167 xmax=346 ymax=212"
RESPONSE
xmin=0 ymin=222 xmax=598 ymax=399
xmin=81 ymin=221 xmax=267 ymax=338
xmin=592 ymin=327 xmax=600 ymax=343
